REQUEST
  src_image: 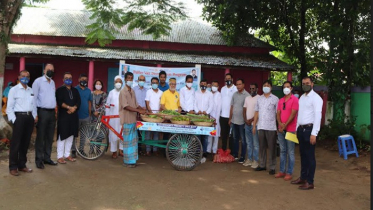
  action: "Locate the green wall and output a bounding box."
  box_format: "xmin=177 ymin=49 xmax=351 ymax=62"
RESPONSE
xmin=350 ymin=91 xmax=371 ymax=141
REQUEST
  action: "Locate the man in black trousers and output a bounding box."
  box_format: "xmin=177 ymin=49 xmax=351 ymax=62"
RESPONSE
xmin=6 ymin=70 xmax=37 ymax=176
xmin=32 ymin=63 xmax=58 ymax=168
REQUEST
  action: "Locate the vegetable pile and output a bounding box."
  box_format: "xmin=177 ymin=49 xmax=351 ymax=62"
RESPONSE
xmin=160 ymin=110 xmax=180 ymax=115
xmin=191 ymin=118 xmax=214 ymax=122
xmin=171 ymin=116 xmax=190 ymax=121
xmin=147 ymin=115 xmax=163 ymax=119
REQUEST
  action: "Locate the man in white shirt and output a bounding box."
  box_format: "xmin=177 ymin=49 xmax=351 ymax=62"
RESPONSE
xmin=7 ymin=70 xmax=37 ymax=176
xmin=207 ymin=81 xmax=221 ymax=156
xmin=291 ymin=77 xmax=323 ymax=190
xmin=219 ymin=73 xmax=237 ymax=151
xmin=194 ymin=79 xmax=213 ymax=161
xmin=145 ymin=77 xmax=163 ymax=156
xmin=180 ymin=75 xmax=195 ymax=114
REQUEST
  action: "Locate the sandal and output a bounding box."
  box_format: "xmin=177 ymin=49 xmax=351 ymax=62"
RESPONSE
xmin=65 ymin=156 xmax=76 ymax=162
xmin=118 ymin=150 xmax=124 ymax=157
xmin=57 ymin=158 xmax=66 ymax=164
xmin=112 ymin=152 xmax=118 ymax=159
xmin=127 ymin=164 xmax=136 ymax=168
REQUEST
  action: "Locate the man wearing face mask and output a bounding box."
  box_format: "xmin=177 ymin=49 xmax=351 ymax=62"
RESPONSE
xmin=145 ymin=77 xmax=163 ymax=156
xmin=106 ymin=76 xmax=124 ymax=159
xmin=32 ymin=63 xmax=57 ymax=169
xmin=207 ymin=80 xmax=222 ymax=157
xmin=158 ymin=70 xmax=169 ymax=92
xmin=119 ymin=72 xmax=146 ymax=168
xmin=275 ymin=81 xmax=299 ymax=181
xmin=291 ymin=76 xmax=323 ymax=190
xmin=293 ymin=90 xmax=300 ymax=98
xmin=220 ymin=73 xmax=237 ymax=152
xmin=243 ymin=83 xmax=260 ymax=168
xmin=55 ymin=72 xmax=80 ymax=164
xmin=71 ymin=73 xmax=92 ymax=157
xmin=7 ymin=70 xmax=37 ymax=176
xmin=252 ymin=80 xmax=279 ymax=175
xmin=180 ymin=75 xmax=195 ymax=114
xmin=194 ymin=79 xmax=213 ymax=161
xmin=229 ymin=79 xmax=250 ymax=163
xmin=207 ymin=84 xmax=212 ymax=92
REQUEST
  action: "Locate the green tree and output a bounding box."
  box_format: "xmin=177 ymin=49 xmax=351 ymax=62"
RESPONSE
xmin=0 ymin=0 xmax=187 ymax=136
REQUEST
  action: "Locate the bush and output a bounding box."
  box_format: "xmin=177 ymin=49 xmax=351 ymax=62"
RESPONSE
xmin=318 ymin=116 xmax=358 ymax=142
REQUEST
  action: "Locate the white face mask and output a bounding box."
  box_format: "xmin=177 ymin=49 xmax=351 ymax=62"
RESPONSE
xmin=115 ymin=82 xmax=122 ymax=90
xmin=283 ymin=87 xmax=291 ymax=95
xmin=95 ymin=85 xmax=102 ymax=90
xmin=186 ymin=83 xmax=193 ymax=88
xmin=211 ymin=86 xmax=218 ymax=92
xmin=263 ymin=87 xmax=271 ymax=94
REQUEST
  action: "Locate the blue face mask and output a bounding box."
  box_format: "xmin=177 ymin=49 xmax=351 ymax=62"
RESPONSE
xmin=294 ymin=94 xmax=299 ymax=98
xmin=126 ymin=81 xmax=133 ymax=87
xmin=207 ymin=87 xmax=212 ymax=92
xmin=64 ymin=79 xmax=72 ymax=85
xmin=20 ymin=77 xmax=30 ymax=85
xmin=138 ymin=81 xmax=145 ymax=87
xmin=152 ymin=84 xmax=158 ymax=89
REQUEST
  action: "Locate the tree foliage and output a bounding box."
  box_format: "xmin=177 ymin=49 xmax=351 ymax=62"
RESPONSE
xmin=198 ymin=0 xmax=370 ymax=121
xmin=82 ymin=0 xmax=187 ymax=46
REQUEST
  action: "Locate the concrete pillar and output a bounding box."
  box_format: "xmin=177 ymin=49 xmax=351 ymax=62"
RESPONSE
xmin=19 ymin=57 xmax=25 ymax=71
xmin=287 ymin=71 xmax=292 ymax=81
xmin=88 ymin=60 xmax=94 ymax=90
xmin=225 ymin=68 xmax=230 ymax=74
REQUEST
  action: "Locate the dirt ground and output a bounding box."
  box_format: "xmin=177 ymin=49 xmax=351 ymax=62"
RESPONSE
xmin=0 ymin=135 xmax=370 ymax=210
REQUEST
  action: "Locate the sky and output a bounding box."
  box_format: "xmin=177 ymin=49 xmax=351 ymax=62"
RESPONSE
xmin=32 ymin=0 xmax=205 ymax=21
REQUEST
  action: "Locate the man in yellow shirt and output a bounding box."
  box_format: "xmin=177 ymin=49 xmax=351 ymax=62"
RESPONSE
xmin=160 ymin=78 xmax=182 ymax=112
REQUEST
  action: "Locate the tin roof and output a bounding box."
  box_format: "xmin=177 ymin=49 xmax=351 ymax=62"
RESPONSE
xmin=13 ymin=7 xmax=275 ymax=49
xmin=8 ymin=43 xmax=293 ymax=70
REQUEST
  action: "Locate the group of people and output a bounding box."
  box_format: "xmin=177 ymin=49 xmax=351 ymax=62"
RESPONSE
xmin=5 ymin=64 xmax=323 ymax=190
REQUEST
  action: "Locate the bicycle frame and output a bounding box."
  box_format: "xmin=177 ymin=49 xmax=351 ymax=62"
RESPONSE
xmin=100 ymin=115 xmax=124 ymax=141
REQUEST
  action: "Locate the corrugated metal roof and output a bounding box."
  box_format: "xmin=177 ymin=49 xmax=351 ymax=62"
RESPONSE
xmin=13 ymin=7 xmax=274 ymax=49
xmin=8 ymin=44 xmax=293 ymax=70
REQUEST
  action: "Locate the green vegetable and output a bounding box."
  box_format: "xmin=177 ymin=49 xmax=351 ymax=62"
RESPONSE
xmin=148 ymin=115 xmax=162 ymax=119
xmin=171 ymin=116 xmax=190 ymax=121
xmin=186 ymin=113 xmax=209 ymax=119
xmin=161 ymin=110 xmax=180 ymax=115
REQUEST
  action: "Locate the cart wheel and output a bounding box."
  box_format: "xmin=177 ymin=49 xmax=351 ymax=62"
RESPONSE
xmin=166 ymin=134 xmax=203 ymax=171
xmin=76 ymin=123 xmax=108 ymax=160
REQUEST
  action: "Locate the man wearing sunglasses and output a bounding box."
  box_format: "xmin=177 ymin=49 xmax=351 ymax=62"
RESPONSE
xmin=275 ymin=81 xmax=299 ymax=181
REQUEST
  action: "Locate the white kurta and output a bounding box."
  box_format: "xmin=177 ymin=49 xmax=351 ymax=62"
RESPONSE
xmin=180 ymin=86 xmax=195 ymax=112
xmin=194 ymin=90 xmax=213 ymax=114
xmin=106 ymin=89 xmax=122 ymax=152
xmin=208 ymin=91 xmax=222 ymax=153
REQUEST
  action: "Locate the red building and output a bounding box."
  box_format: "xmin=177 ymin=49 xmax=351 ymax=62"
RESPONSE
xmin=4 ymin=7 xmax=293 ymax=92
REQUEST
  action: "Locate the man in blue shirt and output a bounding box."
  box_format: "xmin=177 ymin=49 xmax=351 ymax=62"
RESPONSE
xmin=32 ymin=63 xmax=57 ymax=169
xmin=71 ymin=73 xmax=92 ymax=157
xmin=158 ymin=70 xmax=169 ymax=92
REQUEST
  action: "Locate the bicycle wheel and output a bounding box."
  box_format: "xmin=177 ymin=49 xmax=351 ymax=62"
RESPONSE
xmin=166 ymin=134 xmax=202 ymax=171
xmin=76 ymin=123 xmax=108 ymax=160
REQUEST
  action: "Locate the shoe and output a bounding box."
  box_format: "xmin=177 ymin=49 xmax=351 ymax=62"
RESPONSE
xmin=298 ymin=182 xmax=314 ymax=190
xmin=234 ymin=157 xmax=239 ymax=160
xmin=18 ymin=167 xmax=33 ymax=173
xmin=275 ymin=172 xmax=286 ymax=178
xmin=243 ymin=159 xmax=252 ymax=166
xmin=65 ymin=156 xmax=76 ymax=162
xmin=255 ymin=167 xmax=266 ymax=171
xmin=269 ymin=169 xmax=276 ymax=175
xmin=284 ymin=174 xmax=292 ymax=181
xmin=57 ymin=158 xmax=67 ymax=164
xmin=291 ymin=177 xmax=307 ymax=185
xmin=71 ymin=151 xmax=77 ymax=158
xmin=238 ymin=157 xmax=245 ymax=163
xmin=44 ymin=160 xmax=58 ymax=165
xmin=36 ymin=162 xmax=44 ymax=169
xmin=251 ymin=161 xmax=259 ymax=169
xmin=118 ymin=150 xmax=124 ymax=157
xmin=9 ymin=169 xmax=19 ymax=176
xmin=200 ymin=157 xmax=206 ymax=164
